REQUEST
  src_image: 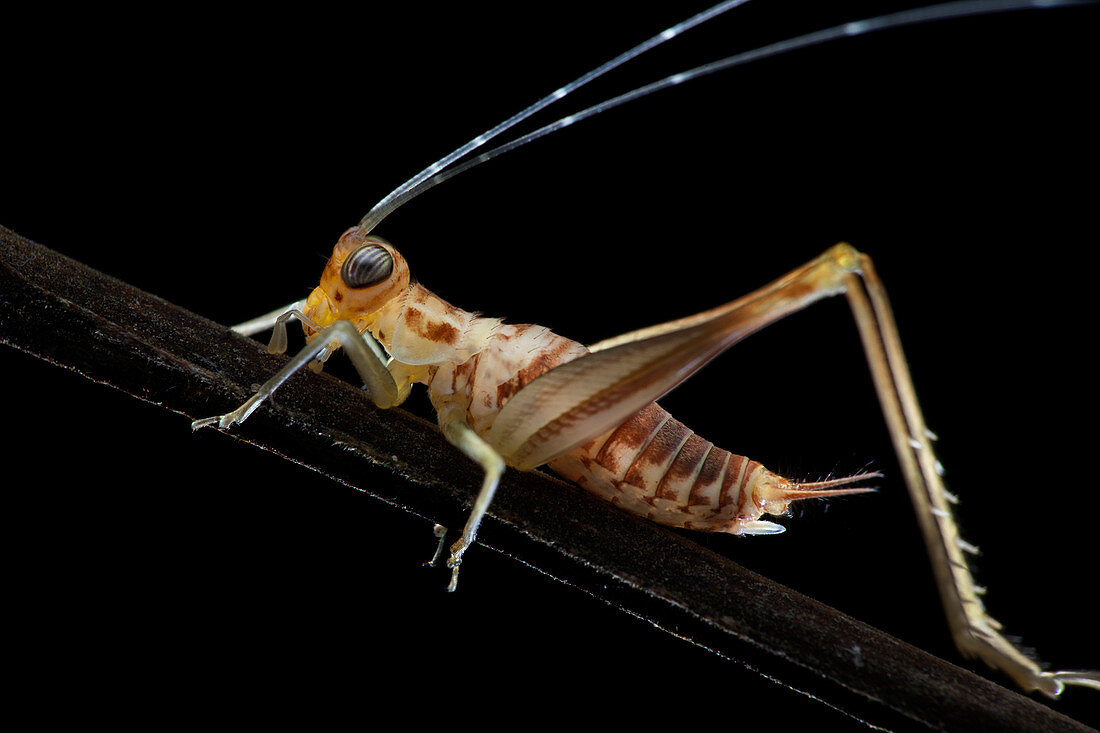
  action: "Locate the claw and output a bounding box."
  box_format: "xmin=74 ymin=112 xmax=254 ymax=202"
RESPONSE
xmin=1026 ymin=669 xmax=1100 ymax=698
xmin=445 ymin=555 xmax=461 ymax=593
xmin=444 ymin=533 xmax=472 ymax=592
xmin=425 ymin=524 xmax=448 ymax=567
xmin=190 ymin=394 xmax=264 ymax=432
xmin=190 ymin=411 xmax=240 ymax=431
xmin=190 ymin=415 xmax=220 ymax=431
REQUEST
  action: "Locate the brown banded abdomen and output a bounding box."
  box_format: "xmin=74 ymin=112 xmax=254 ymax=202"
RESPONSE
xmin=549 ymin=403 xmax=763 ymax=532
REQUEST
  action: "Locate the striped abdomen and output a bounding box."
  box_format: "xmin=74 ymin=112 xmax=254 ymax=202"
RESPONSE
xmin=549 ymin=402 xmax=781 ymax=534
xmin=424 ymin=318 xmax=832 ymax=534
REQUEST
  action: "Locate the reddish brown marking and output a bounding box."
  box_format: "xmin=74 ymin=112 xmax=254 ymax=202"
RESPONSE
xmin=736 ymin=460 xmax=763 ymax=516
xmin=655 ymin=434 xmax=710 ymax=501
xmin=574 ymin=431 xmax=612 ymax=461
xmin=427 ymin=320 xmax=460 ymax=343
xmin=333 ymin=290 xmax=344 ymax=303
xmin=504 ymin=324 xmax=535 ymax=339
xmin=432 ymin=352 xmax=478 ymax=405
xmin=494 ymin=333 xmax=583 ymax=407
xmin=719 ymin=454 xmax=748 ymax=509
xmin=403 ymin=307 xmax=423 ymax=329
xmin=595 ymin=403 xmax=668 ymax=475
xmin=689 ymin=446 xmax=730 ymax=506
xmin=623 ymin=419 xmax=691 ymax=491
xmin=404 ymin=307 xmax=461 ymax=345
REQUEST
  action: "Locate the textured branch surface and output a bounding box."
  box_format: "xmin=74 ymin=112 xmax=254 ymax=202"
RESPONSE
xmin=1 ymin=224 xmax=1091 ymax=731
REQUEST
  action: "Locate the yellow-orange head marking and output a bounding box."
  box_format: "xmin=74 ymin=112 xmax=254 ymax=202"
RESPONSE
xmin=302 ymin=226 xmax=411 ymax=339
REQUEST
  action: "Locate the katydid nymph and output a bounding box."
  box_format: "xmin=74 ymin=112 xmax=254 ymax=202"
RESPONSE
xmin=186 ymin=0 xmax=1099 ymax=700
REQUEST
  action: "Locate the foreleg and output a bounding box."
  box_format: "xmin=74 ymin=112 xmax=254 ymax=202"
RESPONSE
xmin=191 ymin=320 xmax=402 ymax=431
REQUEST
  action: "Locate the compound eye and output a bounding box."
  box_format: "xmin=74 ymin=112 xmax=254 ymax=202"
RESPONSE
xmin=341 ymin=244 xmax=394 ymax=289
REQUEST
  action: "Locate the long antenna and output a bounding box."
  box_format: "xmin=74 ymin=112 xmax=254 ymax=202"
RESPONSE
xmin=358 ymin=0 xmax=754 ymax=233
xmin=359 ymin=0 xmax=1094 ymax=232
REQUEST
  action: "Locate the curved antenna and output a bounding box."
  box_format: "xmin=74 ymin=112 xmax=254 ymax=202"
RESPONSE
xmin=358 ymin=0 xmax=754 ymax=233
xmin=361 ymin=0 xmax=1094 ymax=231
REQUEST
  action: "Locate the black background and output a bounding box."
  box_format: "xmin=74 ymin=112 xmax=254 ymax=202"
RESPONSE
xmin=4 ymin=1 xmax=1098 ymax=728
